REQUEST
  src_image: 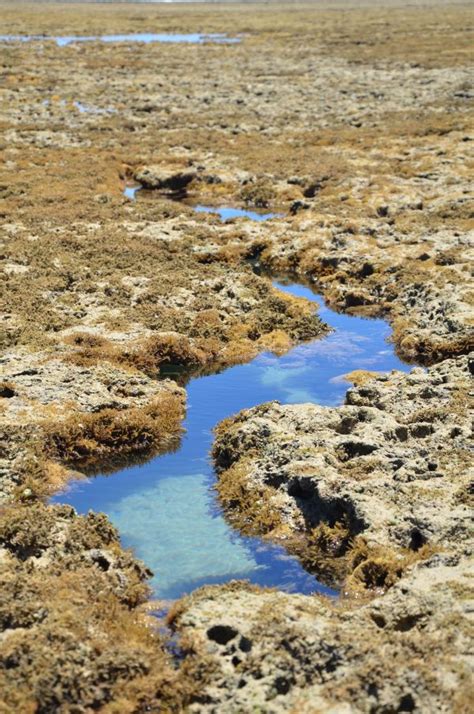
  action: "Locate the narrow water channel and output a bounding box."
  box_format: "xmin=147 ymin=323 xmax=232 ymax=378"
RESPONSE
xmin=52 ymin=238 xmax=409 ymax=602
xmin=194 ymin=205 xmax=283 ymax=221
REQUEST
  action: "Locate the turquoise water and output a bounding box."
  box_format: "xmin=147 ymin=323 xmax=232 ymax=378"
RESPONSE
xmin=52 ymin=271 xmax=409 ymax=600
xmin=0 ymin=33 xmax=240 ymax=46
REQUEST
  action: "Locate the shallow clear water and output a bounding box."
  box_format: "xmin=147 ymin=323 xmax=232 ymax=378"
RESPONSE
xmin=52 ymin=275 xmax=409 ymax=601
xmin=0 ymin=33 xmax=240 ymax=46
xmin=124 ymin=184 xmax=142 ymax=200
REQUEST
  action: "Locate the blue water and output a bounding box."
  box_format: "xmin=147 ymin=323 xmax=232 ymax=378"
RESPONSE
xmin=194 ymin=205 xmax=283 ymax=222
xmin=123 ymin=185 xmax=282 ymax=222
xmin=52 ymin=275 xmax=409 ymax=601
xmin=123 ymin=187 xmax=282 ymax=222
xmin=124 ymin=184 xmax=142 ymax=200
xmin=0 ymin=33 xmax=240 ymax=46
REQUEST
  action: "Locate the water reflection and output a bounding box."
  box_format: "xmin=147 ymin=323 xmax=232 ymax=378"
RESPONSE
xmin=122 ymin=185 xmax=282 ymax=222
xmin=194 ymin=205 xmax=283 ymax=221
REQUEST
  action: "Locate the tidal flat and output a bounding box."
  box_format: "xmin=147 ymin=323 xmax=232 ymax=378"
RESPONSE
xmin=0 ymin=1 xmax=473 ymax=712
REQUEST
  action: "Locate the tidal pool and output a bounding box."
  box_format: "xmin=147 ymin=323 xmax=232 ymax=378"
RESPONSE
xmin=0 ymin=33 xmax=240 ymax=46
xmin=123 ymin=185 xmax=282 ymax=222
xmin=52 ymin=276 xmax=409 ymax=601
xmin=194 ymin=205 xmax=283 ymax=221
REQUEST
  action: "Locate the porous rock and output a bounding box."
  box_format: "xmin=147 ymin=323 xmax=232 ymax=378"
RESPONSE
xmin=172 ymin=355 xmax=473 ymax=712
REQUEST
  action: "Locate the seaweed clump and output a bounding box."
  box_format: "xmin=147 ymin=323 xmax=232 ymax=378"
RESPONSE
xmin=63 ymin=332 xmax=207 ymax=377
xmin=0 ymin=502 xmax=198 ymax=712
xmin=239 ymin=177 xmax=276 ymax=208
xmin=42 ymin=391 xmax=184 ymax=472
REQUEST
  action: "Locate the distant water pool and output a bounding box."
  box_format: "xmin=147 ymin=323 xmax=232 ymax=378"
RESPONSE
xmin=194 ymin=205 xmax=283 ymax=221
xmin=0 ymin=33 xmax=240 ymax=46
xmin=123 ymin=184 xmax=282 ymax=222
xmin=52 ymin=274 xmax=409 ymax=601
xmin=124 ymin=184 xmax=142 ymax=200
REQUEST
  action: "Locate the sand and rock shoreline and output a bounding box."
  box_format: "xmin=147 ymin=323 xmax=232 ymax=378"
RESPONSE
xmin=1 ymin=1 xmax=472 ymax=711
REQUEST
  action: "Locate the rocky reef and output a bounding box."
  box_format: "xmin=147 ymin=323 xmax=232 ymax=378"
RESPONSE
xmin=1 ymin=0 xmax=472 ymax=711
xmin=213 ymin=356 xmax=472 ymax=587
xmin=0 ymin=501 xmax=197 ymax=712
xmin=170 ymin=561 xmax=471 ymax=713
xmin=174 ymin=355 xmax=473 ymax=712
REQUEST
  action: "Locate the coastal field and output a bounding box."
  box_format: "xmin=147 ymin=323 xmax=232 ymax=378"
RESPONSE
xmin=0 ymin=1 xmax=472 ymax=712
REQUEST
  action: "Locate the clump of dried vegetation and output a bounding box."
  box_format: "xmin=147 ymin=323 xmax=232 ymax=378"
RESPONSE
xmin=63 ymin=331 xmax=209 ymax=377
xmin=239 ymin=177 xmax=276 ymax=208
xmin=216 ymin=458 xmax=285 ymax=537
xmin=0 ymin=502 xmax=199 ymax=712
xmin=42 ymin=392 xmax=184 ymax=472
xmin=301 ymin=524 xmax=434 ymax=595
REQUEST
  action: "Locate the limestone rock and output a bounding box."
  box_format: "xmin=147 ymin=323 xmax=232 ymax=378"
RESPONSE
xmin=134 ymin=164 xmax=197 ymax=192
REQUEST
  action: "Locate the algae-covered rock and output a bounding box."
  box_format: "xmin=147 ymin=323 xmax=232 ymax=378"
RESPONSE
xmin=174 ymin=355 xmax=473 ymax=712
xmin=134 ymin=164 xmax=197 ymax=192
xmin=213 ymin=355 xmax=473 ymax=588
xmin=0 ymin=502 xmax=192 ymax=713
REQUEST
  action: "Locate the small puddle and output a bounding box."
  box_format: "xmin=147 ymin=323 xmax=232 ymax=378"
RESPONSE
xmin=52 ymin=251 xmax=409 ymax=599
xmin=194 ymin=205 xmax=282 ymax=221
xmin=74 ymin=101 xmax=116 ymax=115
xmin=123 ymin=185 xmax=282 ymax=222
xmin=0 ymin=33 xmax=240 ymax=46
xmin=123 ymin=184 xmax=142 ymax=201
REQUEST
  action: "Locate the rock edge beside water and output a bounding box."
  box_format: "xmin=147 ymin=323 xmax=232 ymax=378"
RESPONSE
xmin=171 ymin=354 xmax=473 ymax=713
xmin=1 ymin=1 xmax=473 ymax=710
